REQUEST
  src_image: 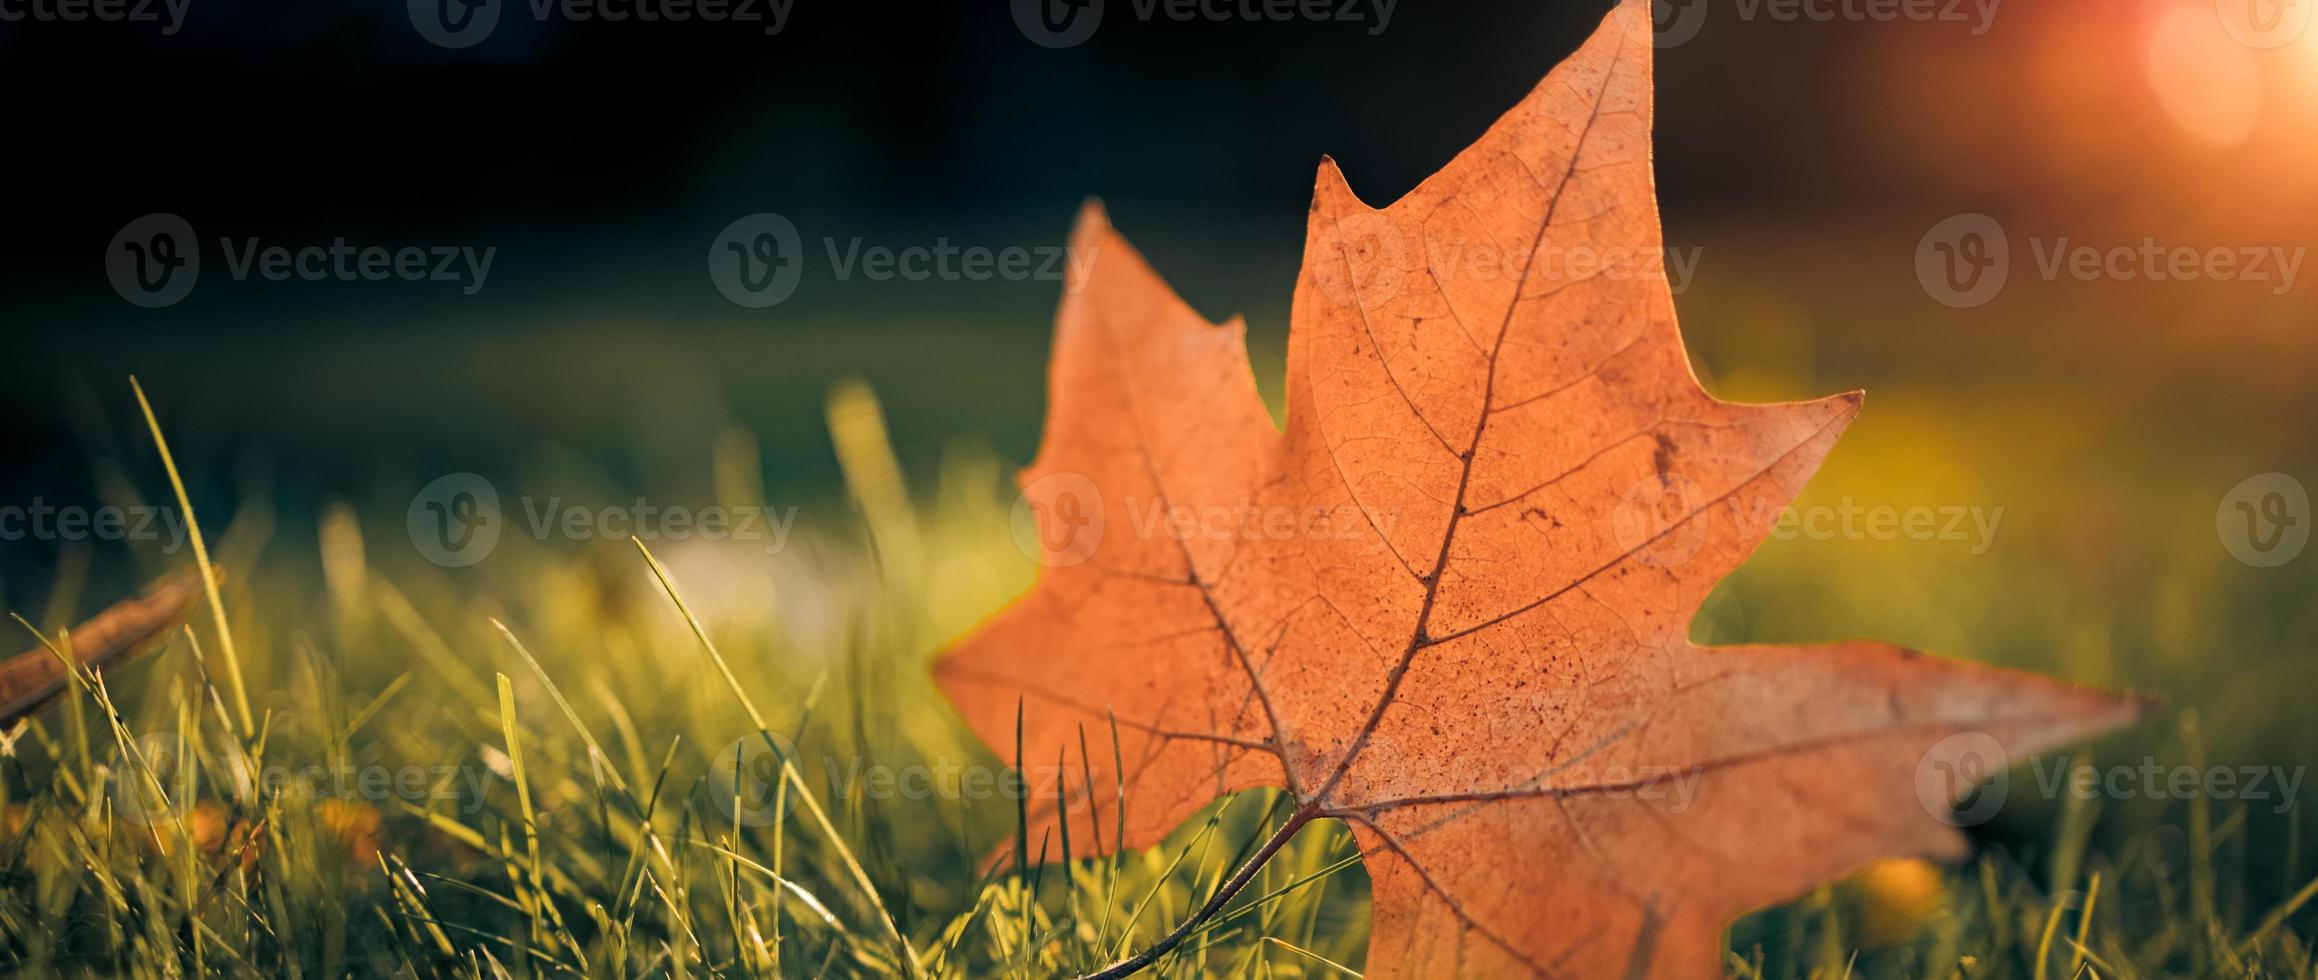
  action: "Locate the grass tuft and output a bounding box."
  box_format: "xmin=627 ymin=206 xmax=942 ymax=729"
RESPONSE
xmin=0 ymin=382 xmax=2309 ymax=977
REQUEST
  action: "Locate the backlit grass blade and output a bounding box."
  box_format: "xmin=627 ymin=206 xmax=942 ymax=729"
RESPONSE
xmin=130 ymin=376 xmax=253 ymax=735
xmin=632 ymin=536 xmax=924 ymax=978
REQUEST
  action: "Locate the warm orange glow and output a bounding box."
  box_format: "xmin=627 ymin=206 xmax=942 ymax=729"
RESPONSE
xmin=2213 ymin=0 xmax=2313 ymax=52
xmin=2147 ymin=2 xmax=2264 ymax=144
xmin=2300 ymin=27 xmax=2318 ymax=99
xmin=1851 ymin=858 xmax=1948 ymax=948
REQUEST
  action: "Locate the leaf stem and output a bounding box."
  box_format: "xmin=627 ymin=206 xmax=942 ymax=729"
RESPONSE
xmin=1079 ymin=801 xmax=1320 ymax=980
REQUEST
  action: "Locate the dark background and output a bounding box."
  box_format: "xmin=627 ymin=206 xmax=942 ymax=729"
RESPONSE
xmin=2 ymin=0 xmax=2313 ymax=607
xmin=0 ymin=1 xmax=1948 ymax=507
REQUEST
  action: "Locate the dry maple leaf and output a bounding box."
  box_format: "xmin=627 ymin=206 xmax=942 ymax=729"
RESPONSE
xmin=935 ymin=2 xmax=2145 ymax=976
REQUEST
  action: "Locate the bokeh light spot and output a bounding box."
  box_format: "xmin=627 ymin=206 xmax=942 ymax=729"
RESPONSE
xmin=2147 ymin=2 xmax=2263 ymax=144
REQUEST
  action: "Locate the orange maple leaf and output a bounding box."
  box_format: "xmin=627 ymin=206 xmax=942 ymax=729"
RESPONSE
xmin=936 ymin=3 xmax=2144 ymax=975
